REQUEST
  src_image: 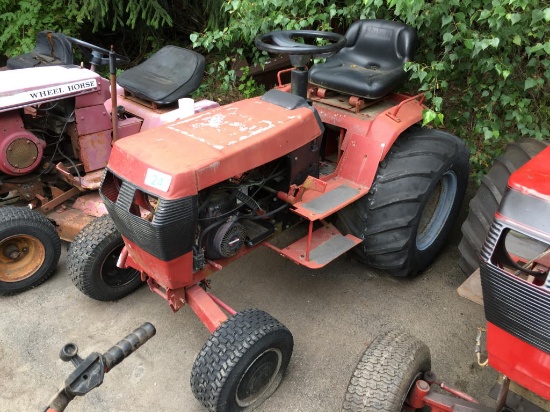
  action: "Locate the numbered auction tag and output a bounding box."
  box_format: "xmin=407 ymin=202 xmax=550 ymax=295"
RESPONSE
xmin=144 ymin=168 xmax=172 ymax=192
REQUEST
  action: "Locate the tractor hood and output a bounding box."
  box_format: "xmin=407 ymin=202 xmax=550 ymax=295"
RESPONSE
xmin=0 ymin=65 xmax=101 ymax=112
xmin=107 ymin=90 xmax=324 ymax=199
xmin=496 ymin=145 xmax=550 ymax=243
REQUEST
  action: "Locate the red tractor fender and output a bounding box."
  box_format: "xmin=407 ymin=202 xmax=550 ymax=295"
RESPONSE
xmin=315 ymin=93 xmax=425 ymax=188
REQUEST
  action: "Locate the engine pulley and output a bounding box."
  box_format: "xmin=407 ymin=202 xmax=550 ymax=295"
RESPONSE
xmin=206 ymin=221 xmax=247 ymax=259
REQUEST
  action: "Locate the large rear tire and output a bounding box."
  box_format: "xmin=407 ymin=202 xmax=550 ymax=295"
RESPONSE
xmin=342 ymin=329 xmax=431 ymax=412
xmin=338 ymin=126 xmax=469 ymax=277
xmin=458 ymin=138 xmax=549 ymax=275
xmin=191 ymin=309 xmax=293 ymax=412
xmin=67 ymin=215 xmax=142 ymax=301
xmin=0 ymin=206 xmax=61 ymax=295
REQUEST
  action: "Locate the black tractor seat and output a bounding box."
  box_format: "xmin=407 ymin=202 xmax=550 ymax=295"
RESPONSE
xmin=309 ymin=19 xmax=418 ymax=100
xmin=117 ymin=45 xmax=205 ymax=106
xmin=7 ymin=31 xmax=73 ymax=69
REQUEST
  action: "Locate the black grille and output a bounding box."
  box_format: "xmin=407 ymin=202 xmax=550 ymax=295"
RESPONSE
xmin=480 ymin=219 xmax=550 ymax=355
xmin=100 ymin=170 xmax=198 ymax=261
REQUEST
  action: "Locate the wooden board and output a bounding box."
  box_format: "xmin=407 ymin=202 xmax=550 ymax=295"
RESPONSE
xmin=457 ymin=268 xmax=484 ymax=306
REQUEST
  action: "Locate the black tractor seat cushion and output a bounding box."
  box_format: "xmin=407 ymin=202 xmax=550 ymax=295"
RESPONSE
xmin=117 ymin=45 xmax=205 ymax=106
xmin=309 ymin=20 xmax=418 ymax=100
xmin=7 ymin=31 xmax=73 ymax=69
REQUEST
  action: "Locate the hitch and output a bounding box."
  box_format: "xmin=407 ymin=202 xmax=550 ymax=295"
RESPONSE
xmin=45 ymin=323 xmax=156 ymax=412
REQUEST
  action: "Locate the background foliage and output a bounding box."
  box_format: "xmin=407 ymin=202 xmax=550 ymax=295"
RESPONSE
xmin=0 ymin=0 xmax=222 ymax=60
xmin=1 ymin=0 xmax=549 ymax=178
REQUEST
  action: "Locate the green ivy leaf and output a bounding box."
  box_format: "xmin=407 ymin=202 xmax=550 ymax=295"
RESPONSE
xmin=507 ymin=13 xmax=522 ymax=25
xmin=524 ymin=78 xmax=537 ymax=90
xmin=422 ymin=109 xmax=437 ymax=126
xmin=417 ymin=70 xmax=428 ymax=82
xmin=532 ymin=8 xmax=544 ymax=24
xmin=231 ymin=0 xmax=240 ymax=11
xmin=442 ymin=15 xmax=453 ymax=26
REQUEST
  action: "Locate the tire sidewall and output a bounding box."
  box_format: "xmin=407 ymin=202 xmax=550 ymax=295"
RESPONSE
xmin=0 ymin=217 xmax=60 ymax=293
xmin=343 ymin=330 xmax=431 ymax=411
xmin=407 ymin=155 xmax=469 ymax=274
xmin=68 ymin=215 xmax=143 ymax=301
xmin=394 ymin=349 xmax=431 ymax=410
xmin=191 ymin=310 xmax=294 ymax=412
xmin=217 ymin=331 xmax=293 ymax=411
xmin=86 ymin=232 xmax=141 ymax=300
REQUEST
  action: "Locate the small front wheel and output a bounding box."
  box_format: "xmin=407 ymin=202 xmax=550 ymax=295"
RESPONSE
xmin=67 ymin=215 xmax=142 ymax=301
xmin=191 ymin=309 xmax=293 ymax=412
xmin=343 ymin=329 xmax=431 ymax=412
xmin=0 ymin=206 xmax=61 ymax=295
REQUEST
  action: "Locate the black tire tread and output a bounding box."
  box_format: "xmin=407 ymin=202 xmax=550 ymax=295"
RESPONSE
xmin=67 ymin=215 xmax=141 ymax=301
xmin=338 ymin=127 xmax=469 ymax=276
xmin=342 ymin=329 xmax=431 ymax=412
xmin=458 ymin=138 xmax=549 ymax=274
xmin=190 ymin=309 xmax=293 ymax=412
xmin=0 ymin=206 xmax=61 ymax=295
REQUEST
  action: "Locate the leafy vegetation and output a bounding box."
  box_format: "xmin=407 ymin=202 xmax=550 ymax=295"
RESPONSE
xmin=0 ymin=0 xmax=81 ymax=57
xmin=0 ymin=0 xmax=223 ymax=59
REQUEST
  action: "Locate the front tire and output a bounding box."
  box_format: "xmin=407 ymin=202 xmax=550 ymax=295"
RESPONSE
xmin=191 ymin=309 xmax=293 ymax=412
xmin=0 ymin=206 xmax=61 ymax=295
xmin=338 ymin=127 xmax=469 ymax=277
xmin=67 ymin=215 xmax=142 ymax=301
xmin=342 ymin=329 xmax=431 ymax=412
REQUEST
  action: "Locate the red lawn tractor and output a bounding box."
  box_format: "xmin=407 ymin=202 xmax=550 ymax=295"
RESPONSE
xmin=341 ymin=150 xmax=550 ymax=410
xmin=68 ymin=20 xmax=470 ymax=411
xmin=0 ymin=31 xmax=216 ymax=295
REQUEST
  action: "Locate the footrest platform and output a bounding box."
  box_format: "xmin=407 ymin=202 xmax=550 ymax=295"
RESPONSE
xmin=265 ymin=223 xmax=362 ymax=269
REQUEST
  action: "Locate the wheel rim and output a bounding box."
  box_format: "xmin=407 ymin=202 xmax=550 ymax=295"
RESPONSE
xmin=0 ymin=234 xmax=46 ymax=282
xmin=416 ymin=171 xmax=458 ymax=251
xmin=100 ymin=244 xmax=140 ymax=287
xmin=235 ymin=348 xmax=283 ymax=407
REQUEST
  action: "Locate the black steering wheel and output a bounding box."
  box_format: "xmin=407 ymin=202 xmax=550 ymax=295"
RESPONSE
xmin=254 ymin=30 xmax=346 ymax=56
xmin=66 ymin=36 xmax=130 ymax=67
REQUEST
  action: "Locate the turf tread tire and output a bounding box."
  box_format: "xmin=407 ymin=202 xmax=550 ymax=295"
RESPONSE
xmin=190 ymin=309 xmax=293 ymax=412
xmin=67 ymin=215 xmax=142 ymax=301
xmin=342 ymin=329 xmax=431 ymax=412
xmin=458 ymin=138 xmax=549 ymax=275
xmin=338 ymin=126 xmax=469 ymax=277
xmin=0 ymin=206 xmax=61 ymax=295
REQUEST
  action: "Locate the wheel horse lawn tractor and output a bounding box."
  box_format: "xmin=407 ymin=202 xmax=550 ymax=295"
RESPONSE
xmin=68 ymin=20 xmax=470 ymax=411
xmin=0 ymin=31 xmax=216 ymax=295
xmin=341 ymin=155 xmax=550 ymax=410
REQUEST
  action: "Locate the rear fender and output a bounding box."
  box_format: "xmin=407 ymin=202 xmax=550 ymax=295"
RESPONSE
xmin=336 ymin=95 xmax=424 ymax=187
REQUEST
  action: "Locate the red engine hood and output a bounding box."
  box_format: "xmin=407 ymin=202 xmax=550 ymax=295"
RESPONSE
xmin=108 ymin=95 xmax=323 ymax=199
xmin=508 ymin=145 xmax=550 ymax=203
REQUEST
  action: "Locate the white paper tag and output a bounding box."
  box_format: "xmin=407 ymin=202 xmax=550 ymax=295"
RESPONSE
xmin=144 ymin=168 xmax=172 ymax=192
